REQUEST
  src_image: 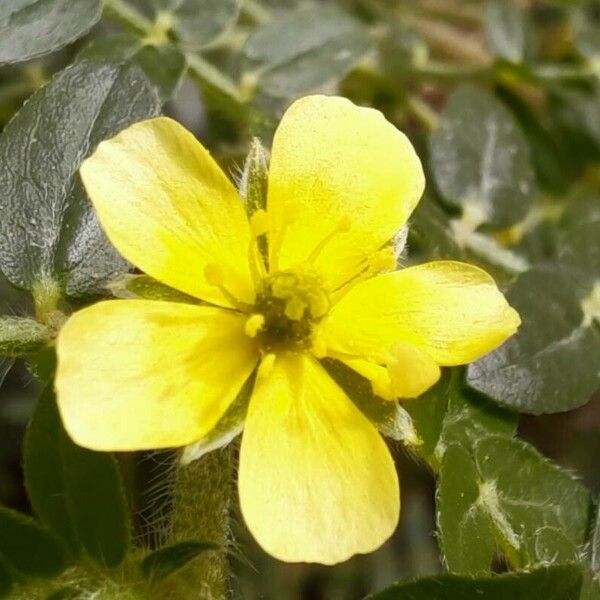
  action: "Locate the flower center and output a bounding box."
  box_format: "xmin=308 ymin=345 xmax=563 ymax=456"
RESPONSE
xmin=246 ymin=267 xmax=330 ymax=354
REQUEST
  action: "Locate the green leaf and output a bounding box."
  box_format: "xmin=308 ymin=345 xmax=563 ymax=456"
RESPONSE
xmin=153 ymin=0 xmax=240 ymax=49
xmin=368 ymin=564 xmax=584 ymax=600
xmin=437 ymin=444 xmax=495 ymax=575
xmin=0 ymin=557 xmax=13 ymax=598
xmin=0 ymin=0 xmax=101 ymax=65
xmin=590 ymin=502 xmax=600 ymax=575
xmin=429 ymin=85 xmax=536 ymax=229
xmin=242 ymin=5 xmax=371 ymax=98
xmin=533 ymin=527 xmax=579 ymax=564
xmin=406 ymin=369 xmax=517 ymax=467
xmin=141 ymin=541 xmax=220 ymax=581
xmin=60 ymin=437 xmax=130 ymax=568
xmin=474 ymin=435 xmax=592 ymax=566
xmin=24 ymin=385 xmax=131 ymax=567
xmin=408 ymin=196 xmax=464 ymax=262
xmin=497 ymin=86 xmax=570 ymax=194
xmin=0 ymin=59 xmax=160 ymax=297
xmin=321 ymin=358 xmax=420 ymax=447
xmin=484 ymin=0 xmax=528 ymax=63
xmin=550 ymin=85 xmax=600 ymax=159
xmin=0 ymin=507 xmax=66 ymax=578
xmin=80 ymin=34 xmax=187 ymax=102
xmin=467 ymin=268 xmax=600 ymax=414
xmin=45 ymin=588 xmax=79 ymax=600
xmin=572 ymin=1 xmax=600 ymax=61
xmin=24 ymin=385 xmax=78 ymax=553
xmin=557 ymin=195 xmax=600 ymax=287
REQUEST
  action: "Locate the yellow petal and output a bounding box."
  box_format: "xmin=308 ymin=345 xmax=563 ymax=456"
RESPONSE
xmin=238 ymin=353 xmax=399 ymax=564
xmin=387 ymin=342 xmax=441 ymax=398
xmin=266 ymin=95 xmax=425 ymax=290
xmin=340 ymin=341 xmax=441 ymax=400
xmin=80 ymin=117 xmax=254 ymax=307
xmin=324 ymin=261 xmax=521 ymax=366
xmin=55 ymin=300 xmax=258 ymax=450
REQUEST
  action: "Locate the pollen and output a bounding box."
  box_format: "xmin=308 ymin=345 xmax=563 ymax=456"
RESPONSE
xmin=252 ymin=267 xmax=330 ymax=353
xmin=245 ymin=313 xmax=265 ymax=338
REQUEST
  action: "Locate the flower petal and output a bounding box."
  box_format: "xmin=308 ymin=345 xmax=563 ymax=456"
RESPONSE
xmin=340 ymin=341 xmax=441 ymax=400
xmin=80 ymin=117 xmax=254 ymax=307
xmin=56 ymin=300 xmax=258 ymax=450
xmin=266 ymin=95 xmax=424 ymax=290
xmin=323 ymin=261 xmax=521 ymax=366
xmin=238 ymin=353 xmax=399 ymax=564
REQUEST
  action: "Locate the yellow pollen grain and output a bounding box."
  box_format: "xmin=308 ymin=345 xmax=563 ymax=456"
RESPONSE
xmin=250 ymin=209 xmax=269 ymax=237
xmin=245 ymin=313 xmax=265 ymax=338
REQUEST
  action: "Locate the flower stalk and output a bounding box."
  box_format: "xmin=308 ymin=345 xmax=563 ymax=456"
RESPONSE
xmin=166 ymin=447 xmax=234 ymax=600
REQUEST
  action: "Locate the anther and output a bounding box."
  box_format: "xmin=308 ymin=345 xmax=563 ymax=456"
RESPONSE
xmin=307 ymin=218 xmax=352 ymax=264
xmin=249 ymin=209 xmax=269 ymax=237
xmin=245 ymin=314 xmax=265 ymax=338
xmin=204 ymin=263 xmax=248 ymax=311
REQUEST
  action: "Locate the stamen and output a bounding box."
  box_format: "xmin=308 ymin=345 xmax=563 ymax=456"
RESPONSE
xmin=245 ymin=313 xmax=265 ymax=338
xmin=249 ymin=209 xmax=269 ymax=237
xmin=330 ymin=246 xmax=397 ymax=305
xmin=307 ymin=217 xmax=352 ymax=265
xmin=203 ymin=263 xmax=249 ymax=311
xmin=311 ymin=329 xmax=327 ymax=359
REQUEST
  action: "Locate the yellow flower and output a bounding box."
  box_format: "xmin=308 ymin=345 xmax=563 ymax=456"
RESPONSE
xmin=55 ymin=95 xmax=520 ymax=565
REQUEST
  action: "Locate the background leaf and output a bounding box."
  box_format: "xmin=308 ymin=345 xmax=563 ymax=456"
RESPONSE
xmin=429 ymin=85 xmax=536 ymax=229
xmin=467 ymin=269 xmax=600 ymax=414
xmin=24 ymin=385 xmax=131 ymax=567
xmin=436 ymin=444 xmax=495 ymax=575
xmin=80 ymin=34 xmax=187 ymax=102
xmin=152 ymin=0 xmax=240 ymax=49
xmin=484 ymin=0 xmax=528 ymax=63
xmin=0 ymin=507 xmax=66 ymax=579
xmin=0 ymin=58 xmax=160 ymax=296
xmin=0 ymin=0 xmax=101 ymax=65
xmin=473 ymin=435 xmax=592 ymax=566
xmin=141 ymin=541 xmax=220 ymax=581
xmin=368 ymin=564 xmax=584 ymax=600
xmin=406 ymin=369 xmax=517 ymax=466
xmin=242 ymin=5 xmax=371 ymax=99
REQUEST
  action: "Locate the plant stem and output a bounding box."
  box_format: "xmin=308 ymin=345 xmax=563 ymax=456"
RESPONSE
xmin=165 ymin=447 xmax=234 ymax=600
xmin=102 ymin=0 xmax=153 ymax=35
xmin=186 ymin=53 xmax=243 ymax=103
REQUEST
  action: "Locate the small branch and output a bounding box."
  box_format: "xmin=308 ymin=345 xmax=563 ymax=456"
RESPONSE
xmin=186 ymin=53 xmax=243 ymax=104
xmin=102 ymin=0 xmax=153 ymax=35
xmin=406 ymin=94 xmax=440 ymax=131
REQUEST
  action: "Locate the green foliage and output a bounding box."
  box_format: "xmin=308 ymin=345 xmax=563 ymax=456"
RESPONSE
xmin=242 ymin=5 xmax=371 ymax=99
xmin=406 ymin=369 xmax=517 ymax=465
xmin=25 ymin=386 xmax=131 ymax=567
xmin=141 ymin=542 xmax=220 ymax=581
xmin=467 ymin=268 xmax=600 ymax=413
xmin=437 ymin=444 xmax=495 ymax=575
xmin=79 ymin=34 xmax=187 ymax=102
xmin=153 ymin=0 xmax=240 ymax=49
xmin=369 ymin=564 xmax=585 ymax=599
xmin=0 ymin=1 xmax=101 ymax=66
xmin=0 ymin=58 xmax=160 ymax=297
xmin=0 ymin=507 xmax=66 ymax=579
xmin=429 ymin=85 xmax=536 ymax=229
xmin=484 ymin=0 xmax=529 ymax=63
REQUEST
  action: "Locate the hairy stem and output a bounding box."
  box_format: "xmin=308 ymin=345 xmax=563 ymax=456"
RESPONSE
xmin=165 ymin=447 xmax=234 ymax=600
